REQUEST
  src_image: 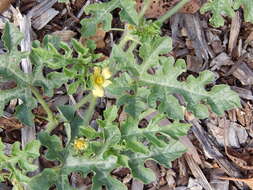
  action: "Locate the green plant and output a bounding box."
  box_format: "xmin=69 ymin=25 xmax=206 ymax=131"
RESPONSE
xmin=0 ymin=139 xmax=40 ymax=190
xmin=201 ymin=0 xmax=253 ymax=27
xmin=0 ymin=0 xmax=241 ymax=189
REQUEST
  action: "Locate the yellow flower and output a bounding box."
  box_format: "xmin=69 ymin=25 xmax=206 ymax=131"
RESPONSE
xmin=73 ymin=138 xmax=88 ymax=151
xmin=92 ymin=67 xmax=112 ymax=97
xmin=126 ymin=24 xmax=135 ymax=31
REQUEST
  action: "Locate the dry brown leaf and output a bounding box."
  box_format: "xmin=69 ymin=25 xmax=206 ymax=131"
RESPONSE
xmin=0 ymin=0 xmax=13 ymax=13
xmin=80 ymin=24 xmax=106 ymax=49
xmin=219 ymin=176 xmax=253 ymax=189
xmin=0 ymin=117 xmax=23 ymax=130
xmin=136 ymin=0 xmax=202 ymax=19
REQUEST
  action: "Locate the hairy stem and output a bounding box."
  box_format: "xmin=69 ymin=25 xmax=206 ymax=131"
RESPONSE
xmin=74 ymin=93 xmax=92 ymax=110
xmin=31 ymin=86 xmax=54 ymax=121
xmin=82 ymin=95 xmax=97 ymax=126
xmin=31 ymin=86 xmax=58 ymax=133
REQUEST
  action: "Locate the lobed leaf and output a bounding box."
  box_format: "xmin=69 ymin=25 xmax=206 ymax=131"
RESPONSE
xmin=81 ymin=0 xmax=138 ymax=37
xmin=127 ymin=140 xmax=186 ymax=183
xmin=140 ymin=57 xmax=241 ymax=118
xmin=201 ymin=0 xmax=253 ymax=27
xmin=0 ymin=138 xmax=40 ymax=186
xmin=121 ymin=113 xmax=190 ymax=154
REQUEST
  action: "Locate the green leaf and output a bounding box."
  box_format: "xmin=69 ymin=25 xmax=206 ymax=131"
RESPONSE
xmin=233 ymin=0 xmax=253 ymax=23
xmin=200 ymin=0 xmax=235 ymax=27
xmin=0 ymin=23 xmax=36 ymax=126
xmin=140 ymin=57 xmax=241 ymax=118
xmin=148 ymin=86 xmax=184 ymax=120
xmin=95 ymin=106 xmax=121 ymax=157
xmin=38 ymin=132 xmax=67 ymax=163
xmin=79 ymin=125 xmax=101 ymax=139
xmin=58 ymin=105 xmax=84 ymax=143
xmin=29 ymin=168 xmax=75 ymax=190
xmin=65 ymin=156 xmax=127 ymax=190
xmin=0 ymin=139 xmax=40 ymax=187
xmin=15 ymin=103 xmax=35 ymax=127
xmin=2 ymin=22 xmax=23 ymax=52
xmin=139 ymin=36 xmax=172 ymax=69
xmin=81 ymin=0 xmax=118 ymax=36
xmin=67 ymin=81 xmax=80 ymax=95
xmin=58 ymin=0 xmax=69 ymax=3
xmin=121 ymin=113 xmax=190 ymax=154
xmin=81 ymin=0 xmax=138 ymax=37
xmin=117 ymin=88 xmax=149 ymax=118
xmin=119 ymin=0 xmax=139 ymax=25
xmin=201 ymin=0 xmax=253 ymax=27
xmin=127 ymin=140 xmax=186 ymax=183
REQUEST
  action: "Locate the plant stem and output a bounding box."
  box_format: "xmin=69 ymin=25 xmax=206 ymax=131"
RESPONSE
xmin=156 ymin=0 xmax=189 ymax=24
xmin=31 ymin=86 xmax=58 ymax=133
xmin=74 ymin=93 xmax=92 ymax=110
xmin=110 ymin=28 xmax=125 ymax=32
xmin=82 ymin=95 xmax=97 ymax=126
xmin=31 ymin=86 xmax=54 ymax=121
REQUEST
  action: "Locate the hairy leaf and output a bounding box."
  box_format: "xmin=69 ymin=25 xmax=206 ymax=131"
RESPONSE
xmin=121 ymin=113 xmax=189 ymax=154
xmin=0 ymin=138 xmax=40 ymax=187
xmin=127 ymin=140 xmax=186 ymax=183
xmin=201 ymin=0 xmax=253 ymax=27
xmin=233 ymin=0 xmax=253 ymax=23
xmin=65 ymin=156 xmax=127 ymax=190
xmin=29 ymin=168 xmax=75 ymax=190
xmin=140 ymin=57 xmax=241 ymax=118
xmin=81 ymin=0 xmax=138 ymax=37
xmin=0 ymin=23 xmax=59 ymax=126
xmin=38 ymin=132 xmax=67 ymax=163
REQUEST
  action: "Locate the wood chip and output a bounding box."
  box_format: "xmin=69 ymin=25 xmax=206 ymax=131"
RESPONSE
xmin=180 ymin=136 xmax=202 ymax=165
xmin=183 ymin=13 xmax=214 ymax=62
xmin=32 ymin=8 xmax=59 ymax=30
xmin=224 ymin=121 xmax=253 ymax=170
xmin=27 ymin=0 xmax=58 ymax=30
xmin=228 ymin=11 xmax=241 ymax=54
xmin=186 ymin=55 xmax=203 ymax=72
xmin=185 ymin=154 xmax=213 ymax=190
xmin=231 ymin=86 xmax=253 ymax=101
xmin=219 ymin=177 xmax=253 ymax=190
xmin=51 ymin=30 xmax=77 ymax=43
xmin=189 ymin=119 xmax=244 ymax=189
xmin=210 ymin=53 xmax=234 ymax=71
xmin=131 ymin=179 xmax=144 ymax=190
xmin=232 ymin=62 xmax=253 ymax=85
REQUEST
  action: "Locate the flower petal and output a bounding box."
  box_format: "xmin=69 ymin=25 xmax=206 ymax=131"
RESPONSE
xmin=102 ymin=80 xmax=112 ymax=88
xmin=94 ymin=67 xmax=101 ymax=76
xmin=102 ymin=67 xmax=111 ymax=79
xmin=92 ymin=86 xmax=104 ymax=97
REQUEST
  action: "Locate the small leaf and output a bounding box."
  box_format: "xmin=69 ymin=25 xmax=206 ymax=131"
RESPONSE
xmin=2 ymin=22 xmax=23 ymax=52
xmin=38 ymin=132 xmax=67 ymax=163
xmin=67 ymin=81 xmax=80 ymax=95
xmin=200 ymin=0 xmax=235 ymax=27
